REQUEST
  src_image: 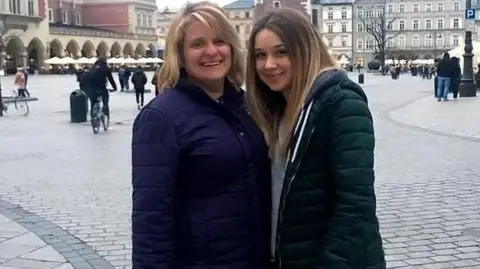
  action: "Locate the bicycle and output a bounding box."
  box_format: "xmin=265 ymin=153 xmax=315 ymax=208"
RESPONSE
xmin=1 ymin=89 xmax=29 ymax=116
xmin=90 ymin=91 xmax=109 ymax=134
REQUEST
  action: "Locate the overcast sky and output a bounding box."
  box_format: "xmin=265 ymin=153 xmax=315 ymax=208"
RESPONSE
xmin=156 ymin=0 xmax=235 ymax=9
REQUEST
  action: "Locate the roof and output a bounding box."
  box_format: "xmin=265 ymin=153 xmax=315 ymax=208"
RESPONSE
xmin=49 ymin=22 xmax=115 ymax=33
xmin=320 ymin=0 xmax=355 ymax=4
xmin=223 ymin=0 xmax=254 ymax=9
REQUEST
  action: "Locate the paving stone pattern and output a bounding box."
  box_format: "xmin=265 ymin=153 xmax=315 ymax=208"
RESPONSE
xmin=0 ymin=73 xmax=479 ymax=269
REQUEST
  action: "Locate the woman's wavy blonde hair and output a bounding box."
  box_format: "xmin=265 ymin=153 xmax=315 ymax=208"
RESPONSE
xmin=246 ymin=8 xmax=337 ymax=157
xmin=157 ymin=1 xmax=245 ymax=92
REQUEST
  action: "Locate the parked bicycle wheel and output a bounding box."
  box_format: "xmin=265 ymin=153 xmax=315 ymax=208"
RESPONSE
xmin=91 ymin=104 xmax=101 ymax=134
xmin=14 ymin=98 xmax=29 ymax=116
xmin=101 ymin=114 xmax=109 ymax=131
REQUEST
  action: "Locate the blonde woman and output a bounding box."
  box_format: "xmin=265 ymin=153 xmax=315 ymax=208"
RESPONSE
xmin=131 ymin=2 xmax=271 ymax=269
xmin=246 ymin=9 xmax=385 ymax=269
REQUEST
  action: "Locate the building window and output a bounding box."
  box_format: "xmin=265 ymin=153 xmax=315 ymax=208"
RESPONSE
xmin=425 ymin=34 xmax=433 ymax=47
xmin=48 ymin=8 xmax=54 ymax=22
xmin=75 ymin=12 xmax=81 ymax=25
xmin=425 ymin=19 xmax=432 ymax=29
xmin=327 ymin=38 xmax=333 ymax=47
xmin=357 ymin=10 xmax=363 ymax=18
xmin=341 ymin=11 xmax=347 ymax=19
xmin=453 ymin=18 xmax=459 ymax=28
xmin=273 ymin=1 xmax=281 ymax=8
xmin=9 ymin=0 xmax=21 ymax=14
xmin=245 ymin=11 xmax=250 ymax=18
xmin=398 ymin=36 xmax=405 ymax=47
xmin=357 ymin=40 xmax=363 ymax=50
xmin=387 ymin=4 xmax=393 ymax=13
xmin=366 ymin=40 xmax=374 ymax=50
xmin=388 ymin=22 xmax=393 ymax=30
xmin=436 ymin=34 xmax=444 ymax=46
xmin=413 ymin=20 xmax=419 ymax=30
xmin=148 ymin=15 xmax=153 ymax=27
xmin=341 ymin=36 xmax=347 ymax=47
xmin=312 ymin=9 xmax=318 ymax=26
xmin=328 ymin=24 xmax=333 ymax=33
xmin=341 ymin=24 xmax=347 ymax=32
xmin=27 ymin=0 xmax=35 ymax=16
xmin=142 ymin=14 xmax=147 ymax=27
xmin=425 ymin=3 xmax=432 ymax=12
xmin=453 ymin=35 xmax=459 ymax=46
xmin=413 ymin=36 xmax=419 ymax=47
xmin=437 ymin=2 xmax=443 ymax=11
xmin=235 ymin=25 xmax=240 ymax=32
xmin=137 ymin=13 xmax=141 ymax=26
xmin=399 ymin=20 xmax=405 ymax=30
xmin=245 ymin=25 xmax=251 ymax=34
xmin=357 ymin=23 xmax=363 ymax=32
xmin=328 ymin=12 xmax=333 ymax=19
xmin=453 ymin=2 xmax=459 ymax=11
xmin=387 ymin=38 xmax=394 ymax=48
xmin=437 ymin=19 xmax=443 ymax=29
xmin=413 ymin=3 xmax=419 ymax=12
xmin=62 ymin=11 xmax=68 ymax=24
xmin=376 ymin=10 xmax=382 ymax=17
xmin=399 ymin=3 xmax=404 ymax=13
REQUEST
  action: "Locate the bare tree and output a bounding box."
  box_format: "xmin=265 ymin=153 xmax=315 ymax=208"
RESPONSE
xmin=358 ymin=0 xmax=402 ymax=72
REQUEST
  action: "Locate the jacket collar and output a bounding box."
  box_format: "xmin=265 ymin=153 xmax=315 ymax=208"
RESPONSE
xmin=175 ymin=68 xmax=243 ymax=105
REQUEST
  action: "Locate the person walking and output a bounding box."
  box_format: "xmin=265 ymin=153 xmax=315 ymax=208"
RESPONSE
xmin=436 ymin=52 xmax=453 ymax=101
xmin=131 ymin=2 xmax=271 ymax=269
xmin=130 ymin=66 xmax=147 ymax=109
xmin=246 ymin=8 xmax=385 ymax=269
xmin=14 ymin=67 xmax=27 ymax=97
xmin=450 ymin=56 xmax=461 ymax=99
xmin=151 ymin=66 xmax=161 ymax=96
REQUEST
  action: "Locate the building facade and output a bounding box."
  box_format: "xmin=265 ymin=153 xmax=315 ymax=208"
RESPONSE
xmin=1 ymin=0 xmax=159 ymax=74
xmin=254 ymin=0 xmax=310 ymax=21
xmin=353 ymin=0 xmax=465 ymax=64
xmin=223 ymin=0 xmax=254 ymax=48
xmin=312 ymin=0 xmax=355 ymax=58
xmin=156 ymin=7 xmax=176 ymax=57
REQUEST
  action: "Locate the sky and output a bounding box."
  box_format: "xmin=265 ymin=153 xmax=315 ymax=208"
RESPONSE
xmin=156 ymin=0 xmax=235 ymax=9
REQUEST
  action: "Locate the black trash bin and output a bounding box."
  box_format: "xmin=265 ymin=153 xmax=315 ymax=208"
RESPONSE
xmin=358 ymin=73 xmax=364 ymax=84
xmin=70 ymin=90 xmax=88 ymax=123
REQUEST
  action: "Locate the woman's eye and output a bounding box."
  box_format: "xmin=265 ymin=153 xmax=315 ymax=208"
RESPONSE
xmin=215 ymin=39 xmax=226 ymax=45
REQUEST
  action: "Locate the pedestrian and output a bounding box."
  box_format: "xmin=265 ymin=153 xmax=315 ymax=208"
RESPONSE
xmin=151 ymin=65 xmax=161 ymax=96
xmin=130 ymin=65 xmax=147 ymax=109
xmin=118 ymin=64 xmax=128 ymax=91
xmin=14 ymin=67 xmax=27 ymax=97
xmin=436 ymin=52 xmax=453 ymax=101
xmin=246 ymin=8 xmax=385 ymax=269
xmin=131 ymin=2 xmax=271 ymax=269
xmin=450 ymin=56 xmax=461 ymax=99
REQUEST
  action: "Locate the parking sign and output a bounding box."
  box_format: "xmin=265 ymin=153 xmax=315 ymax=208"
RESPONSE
xmin=465 ymin=8 xmax=476 ymax=19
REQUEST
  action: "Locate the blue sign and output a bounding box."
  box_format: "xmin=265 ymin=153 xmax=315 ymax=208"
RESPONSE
xmin=465 ymin=8 xmax=476 ymax=19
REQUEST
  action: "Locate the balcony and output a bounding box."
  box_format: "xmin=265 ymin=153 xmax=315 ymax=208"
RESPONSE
xmin=49 ymin=23 xmax=157 ymax=42
xmin=0 ymin=12 xmax=44 ymax=30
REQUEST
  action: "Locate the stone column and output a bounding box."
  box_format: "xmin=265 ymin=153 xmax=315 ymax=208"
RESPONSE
xmin=20 ymin=52 xmax=28 ymax=68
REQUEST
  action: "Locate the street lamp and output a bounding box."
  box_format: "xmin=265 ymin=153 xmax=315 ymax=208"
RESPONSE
xmin=459 ymin=0 xmax=476 ymax=97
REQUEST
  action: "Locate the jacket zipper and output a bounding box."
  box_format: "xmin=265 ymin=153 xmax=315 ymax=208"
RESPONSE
xmin=275 ymin=101 xmax=315 ymax=269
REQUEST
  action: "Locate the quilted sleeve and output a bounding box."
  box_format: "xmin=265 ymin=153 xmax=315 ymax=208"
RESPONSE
xmin=317 ymin=90 xmax=385 ymax=269
xmin=132 ymin=107 xmax=180 ymax=269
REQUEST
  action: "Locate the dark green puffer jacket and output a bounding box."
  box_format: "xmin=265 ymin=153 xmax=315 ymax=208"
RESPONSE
xmin=274 ymin=69 xmax=385 ymax=269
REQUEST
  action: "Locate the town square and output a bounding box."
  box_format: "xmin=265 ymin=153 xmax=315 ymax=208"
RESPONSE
xmin=1 ymin=0 xmax=480 ymax=269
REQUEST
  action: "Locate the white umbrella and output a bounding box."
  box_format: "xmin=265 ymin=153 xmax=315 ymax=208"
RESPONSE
xmin=338 ymin=55 xmax=349 ymax=64
xmin=60 ymin=57 xmax=76 ymax=64
xmin=44 ymin=57 xmax=63 ymax=64
xmin=75 ymin=57 xmax=92 ymax=64
xmin=123 ymin=57 xmax=138 ymax=65
xmin=108 ymin=57 xmax=124 ymax=64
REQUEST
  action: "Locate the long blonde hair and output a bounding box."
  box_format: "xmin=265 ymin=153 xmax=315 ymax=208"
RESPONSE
xmin=246 ymin=8 xmax=337 ymax=157
xmin=157 ymin=1 xmax=245 ymax=92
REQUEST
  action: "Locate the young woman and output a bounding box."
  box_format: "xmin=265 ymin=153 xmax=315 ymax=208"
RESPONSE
xmin=131 ymin=2 xmax=271 ymax=269
xmin=246 ymin=8 xmax=385 ymax=269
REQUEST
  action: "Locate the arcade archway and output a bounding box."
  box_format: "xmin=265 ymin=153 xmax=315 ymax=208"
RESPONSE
xmin=65 ymin=39 xmax=80 ymax=58
xmin=81 ymin=41 xmax=95 ymax=57
xmin=5 ymin=37 xmax=26 ymax=73
xmin=110 ymin=42 xmax=122 ymax=58
xmin=135 ymin=43 xmax=146 ymax=57
xmin=146 ymin=43 xmax=156 ymax=57
xmin=49 ymin=39 xmax=63 ymax=57
xmin=123 ymin=43 xmax=134 ymax=57
xmin=96 ymin=41 xmax=109 ymax=57
xmin=27 ymin=38 xmax=45 ymax=70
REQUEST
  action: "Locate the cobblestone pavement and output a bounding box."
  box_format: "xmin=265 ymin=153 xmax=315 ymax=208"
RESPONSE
xmin=389 ymin=91 xmax=480 ymax=141
xmin=1 ymin=73 xmax=480 ymax=269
